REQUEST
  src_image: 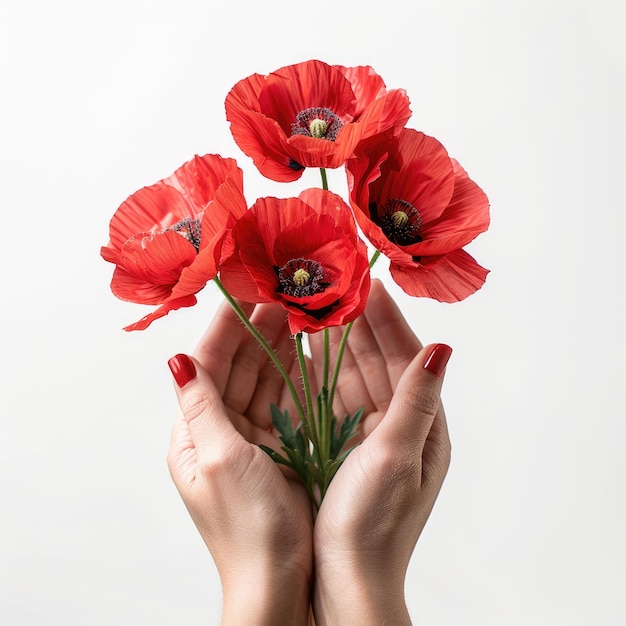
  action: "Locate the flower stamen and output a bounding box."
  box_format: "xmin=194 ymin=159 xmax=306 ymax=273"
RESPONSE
xmin=276 ymin=258 xmax=329 ymax=297
xmin=392 ymin=211 xmax=409 ymax=228
xmin=291 ymin=107 xmax=343 ymax=141
xmin=166 ymin=217 xmax=202 ymax=251
xmin=374 ymin=199 xmax=423 ymax=246
xmin=292 ymin=268 xmax=311 ymax=287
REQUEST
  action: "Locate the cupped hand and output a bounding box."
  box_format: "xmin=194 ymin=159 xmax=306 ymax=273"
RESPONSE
xmin=167 ymin=300 xmax=313 ymax=625
xmin=309 ymin=280 xmax=452 ymax=625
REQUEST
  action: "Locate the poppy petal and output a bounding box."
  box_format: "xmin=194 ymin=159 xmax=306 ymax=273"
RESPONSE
xmin=108 ymin=185 xmax=191 ymax=251
xmin=335 ymin=65 xmax=387 ymax=117
xmin=390 ymin=249 xmax=489 ymax=302
xmin=258 ymin=60 xmax=356 ymax=128
xmin=109 ymin=266 xmax=174 ymax=304
xmin=419 ymin=159 xmax=491 ymax=250
xmin=120 ymin=230 xmax=197 ymax=285
xmin=354 ymin=89 xmax=412 ymax=141
xmin=163 ymin=154 xmax=243 ymax=208
xmin=123 ymin=295 xmax=198 ymax=332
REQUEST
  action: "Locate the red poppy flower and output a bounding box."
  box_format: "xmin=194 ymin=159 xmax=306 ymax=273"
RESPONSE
xmin=225 ymin=59 xmax=411 ymax=182
xmin=346 ymin=128 xmax=490 ymax=302
xmin=219 ymin=188 xmax=370 ymax=334
xmin=101 ymin=154 xmax=248 ymax=330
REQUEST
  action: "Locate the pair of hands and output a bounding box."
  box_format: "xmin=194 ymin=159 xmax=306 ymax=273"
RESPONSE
xmin=167 ymin=280 xmax=452 ymax=625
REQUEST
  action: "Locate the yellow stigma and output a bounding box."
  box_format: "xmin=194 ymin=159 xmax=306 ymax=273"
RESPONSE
xmin=392 ymin=211 xmax=409 ymax=227
xmin=309 ymin=118 xmax=327 ymax=138
xmin=292 ymin=268 xmax=311 ymax=287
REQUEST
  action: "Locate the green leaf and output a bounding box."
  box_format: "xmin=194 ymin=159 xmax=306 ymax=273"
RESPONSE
xmin=304 ymin=458 xmax=323 ymax=485
xmin=337 ymin=444 xmax=359 ymax=463
xmin=294 ymin=425 xmax=308 ymax=459
xmin=323 ymin=458 xmax=342 ymax=484
xmin=259 ymin=444 xmax=293 ymax=468
xmin=330 ymin=406 xmax=363 ymax=458
xmin=269 ymin=403 xmax=296 ymax=447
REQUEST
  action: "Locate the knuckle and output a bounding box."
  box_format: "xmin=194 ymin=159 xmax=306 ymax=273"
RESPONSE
xmin=179 ymin=389 xmax=221 ymax=426
xmin=371 ymin=446 xmax=420 ymax=486
xmin=232 ymin=347 xmax=263 ymax=376
xmin=402 ymin=384 xmax=440 ymax=420
xmin=197 ymin=441 xmax=255 ymax=481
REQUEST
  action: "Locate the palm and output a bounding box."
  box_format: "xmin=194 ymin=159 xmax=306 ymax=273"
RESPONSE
xmin=308 ymin=280 xmax=424 ymax=541
xmin=193 ymin=299 xmax=313 ymax=524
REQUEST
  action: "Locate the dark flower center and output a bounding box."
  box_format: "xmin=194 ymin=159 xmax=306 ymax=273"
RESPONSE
xmin=291 ymin=107 xmax=343 ymax=141
xmin=371 ymin=199 xmax=423 ymax=246
xmin=166 ymin=217 xmax=202 ymax=251
xmin=275 ymin=258 xmax=329 ymax=297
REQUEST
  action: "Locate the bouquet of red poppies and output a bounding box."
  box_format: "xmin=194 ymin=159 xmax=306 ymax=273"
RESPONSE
xmin=101 ymin=60 xmax=489 ymax=507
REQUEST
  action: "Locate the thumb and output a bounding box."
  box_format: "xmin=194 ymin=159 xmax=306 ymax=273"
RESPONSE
xmin=371 ymin=343 xmax=452 ymax=452
xmin=167 ymin=353 xmax=239 ymax=462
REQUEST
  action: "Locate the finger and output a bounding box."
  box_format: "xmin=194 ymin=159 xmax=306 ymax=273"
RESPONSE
xmin=307 ymin=327 xmax=349 ymax=419
xmin=222 ymin=302 xmax=291 ymax=414
xmin=368 ymin=344 xmax=452 ymax=455
xmin=343 ymin=305 xmax=393 ymax=413
xmin=268 ymin=353 xmax=312 ymax=433
xmin=167 ymin=353 xmax=240 ymax=465
xmin=363 ymin=279 xmax=423 ymax=388
xmin=193 ymin=298 xmax=256 ymax=395
xmin=329 ymin=324 xmax=377 ymax=417
xmin=246 ymin=318 xmax=299 ymax=427
xmin=422 ymin=402 xmax=451 ymax=487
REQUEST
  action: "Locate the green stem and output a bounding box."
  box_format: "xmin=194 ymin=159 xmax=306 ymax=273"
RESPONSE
xmin=326 ymin=251 xmax=381 ymax=442
xmin=323 ymin=328 xmax=330 ymax=392
xmin=295 ymin=332 xmax=323 ymax=466
xmin=328 ymin=321 xmax=353 ymax=417
xmin=295 ymin=333 xmax=314 ymax=423
xmin=319 ymin=167 xmax=328 ymax=191
xmin=213 ymin=277 xmax=305 ymax=421
xmin=320 ymin=387 xmax=331 ymax=466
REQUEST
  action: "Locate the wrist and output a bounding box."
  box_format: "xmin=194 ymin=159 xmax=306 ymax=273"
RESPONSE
xmin=313 ymin=558 xmax=410 ymax=626
xmin=221 ymin=563 xmax=311 ymax=625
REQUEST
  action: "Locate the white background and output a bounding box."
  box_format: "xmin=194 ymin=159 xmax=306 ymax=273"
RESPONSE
xmin=1 ymin=0 xmax=625 ymax=624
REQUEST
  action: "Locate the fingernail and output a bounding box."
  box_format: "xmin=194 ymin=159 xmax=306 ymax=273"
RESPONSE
xmin=168 ymin=353 xmax=196 ymax=388
xmin=423 ymin=344 xmax=453 ymax=378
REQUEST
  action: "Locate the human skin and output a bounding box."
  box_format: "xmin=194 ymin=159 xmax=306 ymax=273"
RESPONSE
xmin=167 ymin=280 xmax=451 ymax=624
xmin=167 ymin=301 xmax=313 ymax=625
xmin=308 ymin=280 xmax=452 ymax=624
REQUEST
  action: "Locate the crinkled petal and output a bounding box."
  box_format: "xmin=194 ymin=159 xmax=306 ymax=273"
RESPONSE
xmin=109 ymin=265 xmax=174 ymax=304
xmin=419 ymin=159 xmax=491 ymax=251
xmin=258 ymin=60 xmax=356 ymax=129
xmin=334 ymin=65 xmax=387 ymax=117
xmin=288 ymin=239 xmax=370 ymax=334
xmin=374 ymin=130 xmax=455 ymax=224
xmin=108 ymin=184 xmax=191 ymax=251
xmin=353 ymin=89 xmax=412 ymax=140
xmin=123 ymin=295 xmax=198 ymax=332
xmin=100 ymin=244 xmax=121 ymax=265
xmin=226 ymin=60 xmax=409 ymax=179
xmin=162 ymin=154 xmax=243 ymax=207
xmin=298 ymin=188 xmax=357 ymax=236
xmin=228 ymin=110 xmax=301 ymax=182
xmin=390 ymin=249 xmax=489 ymax=302
xmin=221 ymin=245 xmax=276 ymax=303
xmin=286 ymin=122 xmax=364 ymax=170
xmin=120 ymin=230 xmax=197 ymax=285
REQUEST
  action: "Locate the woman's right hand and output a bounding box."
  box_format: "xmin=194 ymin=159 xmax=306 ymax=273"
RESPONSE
xmin=167 ymin=300 xmax=313 ymax=625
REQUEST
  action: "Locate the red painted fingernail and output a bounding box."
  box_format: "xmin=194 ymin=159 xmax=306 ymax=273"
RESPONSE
xmin=423 ymin=344 xmax=453 ymax=378
xmin=168 ymin=354 xmax=196 ymax=388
